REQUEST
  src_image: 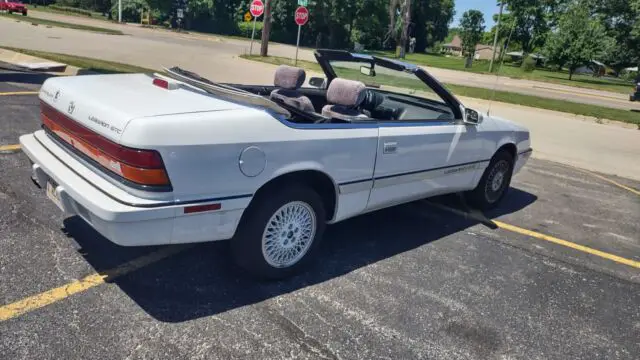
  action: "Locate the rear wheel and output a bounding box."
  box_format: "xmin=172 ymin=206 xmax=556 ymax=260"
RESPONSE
xmin=231 ymin=185 xmax=326 ymax=279
xmin=22 ymin=10 xmax=27 ymax=16
xmin=464 ymin=150 xmax=514 ymax=210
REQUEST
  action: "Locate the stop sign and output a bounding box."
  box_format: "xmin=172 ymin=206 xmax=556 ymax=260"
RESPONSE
xmin=294 ymin=6 xmax=309 ymax=26
xmin=250 ymin=0 xmax=264 ymax=17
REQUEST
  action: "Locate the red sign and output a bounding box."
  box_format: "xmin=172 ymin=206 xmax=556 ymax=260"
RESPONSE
xmin=294 ymin=6 xmax=309 ymax=26
xmin=250 ymin=0 xmax=264 ymax=17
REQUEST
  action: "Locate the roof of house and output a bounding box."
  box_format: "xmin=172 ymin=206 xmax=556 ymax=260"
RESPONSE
xmin=443 ymin=35 xmax=462 ymax=48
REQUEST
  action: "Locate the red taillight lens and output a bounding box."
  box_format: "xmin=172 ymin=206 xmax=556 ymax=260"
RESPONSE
xmin=40 ymin=101 xmax=171 ymax=188
xmin=153 ymin=78 xmax=169 ymax=89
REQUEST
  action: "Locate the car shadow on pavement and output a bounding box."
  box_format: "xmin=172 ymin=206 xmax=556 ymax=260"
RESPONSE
xmin=62 ymin=187 xmax=537 ymax=323
xmin=0 ymin=71 xmax=57 ymax=85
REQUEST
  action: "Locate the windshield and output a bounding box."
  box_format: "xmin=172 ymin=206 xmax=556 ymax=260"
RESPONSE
xmin=329 ymin=60 xmax=451 ymax=106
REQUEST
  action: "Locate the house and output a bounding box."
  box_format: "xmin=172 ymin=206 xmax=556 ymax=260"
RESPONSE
xmin=574 ymin=60 xmax=606 ymax=76
xmin=442 ymin=35 xmax=463 ymax=57
xmin=505 ymin=51 xmax=546 ymax=66
xmin=442 ymin=35 xmax=500 ymax=60
xmin=474 ymin=44 xmax=501 ymax=60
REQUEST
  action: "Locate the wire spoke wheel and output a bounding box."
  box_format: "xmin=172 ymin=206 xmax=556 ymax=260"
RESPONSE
xmin=484 ymin=159 xmax=510 ymax=203
xmin=262 ymin=201 xmax=317 ymax=268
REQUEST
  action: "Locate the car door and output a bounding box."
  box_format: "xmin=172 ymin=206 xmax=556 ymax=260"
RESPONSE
xmin=366 ymin=97 xmax=485 ymax=212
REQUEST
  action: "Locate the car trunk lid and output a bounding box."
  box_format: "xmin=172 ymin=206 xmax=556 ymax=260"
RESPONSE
xmin=38 ymin=73 xmax=245 ymax=143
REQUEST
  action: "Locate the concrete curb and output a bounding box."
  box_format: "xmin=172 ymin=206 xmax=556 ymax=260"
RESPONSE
xmin=0 ymin=48 xmax=84 ymax=75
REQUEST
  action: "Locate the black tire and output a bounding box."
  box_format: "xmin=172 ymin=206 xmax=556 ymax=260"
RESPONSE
xmin=22 ymin=10 xmax=27 ymax=16
xmin=464 ymin=150 xmax=515 ymax=211
xmin=231 ymin=185 xmax=326 ymax=280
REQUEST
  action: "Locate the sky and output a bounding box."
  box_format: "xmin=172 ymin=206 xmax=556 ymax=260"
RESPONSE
xmin=452 ymin=0 xmax=501 ymax=29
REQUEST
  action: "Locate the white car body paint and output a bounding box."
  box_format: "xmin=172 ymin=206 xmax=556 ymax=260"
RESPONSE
xmin=20 ymin=72 xmax=531 ymax=247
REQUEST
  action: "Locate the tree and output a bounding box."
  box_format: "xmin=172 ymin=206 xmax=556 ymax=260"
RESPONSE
xmin=459 ymin=10 xmax=485 ymax=68
xmin=259 ymin=0 xmax=271 ymax=56
xmin=411 ymin=0 xmax=455 ymax=53
xmin=594 ymin=0 xmax=640 ymax=74
xmin=486 ymin=12 xmax=513 ymax=45
xmin=544 ymin=0 xmax=613 ymax=80
xmin=506 ymin=0 xmax=554 ymax=55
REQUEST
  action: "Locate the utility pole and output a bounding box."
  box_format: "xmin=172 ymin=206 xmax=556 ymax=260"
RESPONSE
xmin=489 ymin=1 xmax=504 ymax=73
xmin=118 ymin=0 xmax=122 ymax=22
xmin=260 ymin=0 xmax=271 ymax=56
xmin=398 ymin=0 xmax=411 ymax=59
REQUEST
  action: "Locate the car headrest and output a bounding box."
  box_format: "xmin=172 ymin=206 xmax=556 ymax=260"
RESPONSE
xmin=326 ymin=78 xmax=366 ymax=107
xmin=274 ymin=65 xmax=306 ymax=90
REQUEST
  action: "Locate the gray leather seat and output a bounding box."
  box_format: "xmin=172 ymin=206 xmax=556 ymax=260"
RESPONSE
xmin=321 ymin=78 xmax=369 ymax=121
xmin=269 ymin=65 xmax=315 ymax=113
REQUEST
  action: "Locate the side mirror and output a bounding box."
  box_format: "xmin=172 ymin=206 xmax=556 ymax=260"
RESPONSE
xmin=360 ymin=66 xmax=376 ymax=77
xmin=461 ymin=106 xmax=483 ymax=125
xmin=308 ymin=77 xmax=326 ymax=88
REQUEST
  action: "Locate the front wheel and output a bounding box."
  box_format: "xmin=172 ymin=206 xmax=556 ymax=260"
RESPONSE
xmin=22 ymin=10 xmax=27 ymax=16
xmin=231 ymin=185 xmax=326 ymax=279
xmin=464 ymin=150 xmax=514 ymax=210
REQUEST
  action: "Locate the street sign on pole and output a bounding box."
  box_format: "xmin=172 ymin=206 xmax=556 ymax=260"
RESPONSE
xmin=294 ymin=6 xmax=309 ymax=26
xmin=297 ymin=0 xmax=308 ymax=6
xmin=250 ymin=0 xmax=264 ymax=17
xmin=294 ymin=6 xmax=309 ymax=66
xmin=244 ymin=11 xmax=252 ymax=22
xmin=249 ymin=0 xmax=264 ymax=56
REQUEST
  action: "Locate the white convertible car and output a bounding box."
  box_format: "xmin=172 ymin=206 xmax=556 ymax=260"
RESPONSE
xmin=20 ymin=50 xmax=531 ymax=278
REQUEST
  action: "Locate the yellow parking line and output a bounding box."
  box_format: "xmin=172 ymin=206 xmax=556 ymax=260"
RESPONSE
xmin=0 ymin=245 xmax=190 ymax=322
xmin=493 ymin=220 xmax=640 ymax=269
xmin=0 ymin=91 xmax=39 ymax=96
xmin=0 ymin=144 xmax=21 ymax=152
xmin=576 ymin=168 xmax=640 ymax=197
xmin=427 ymin=202 xmax=640 ymax=269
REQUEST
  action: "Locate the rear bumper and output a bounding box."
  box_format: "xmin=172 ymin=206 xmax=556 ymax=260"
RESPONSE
xmin=19 ymin=131 xmax=249 ymax=246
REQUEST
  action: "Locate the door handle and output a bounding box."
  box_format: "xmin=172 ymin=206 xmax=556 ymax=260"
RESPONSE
xmin=383 ymin=142 xmax=397 ymax=154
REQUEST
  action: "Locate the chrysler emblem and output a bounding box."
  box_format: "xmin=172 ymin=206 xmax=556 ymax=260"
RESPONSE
xmin=67 ymin=101 xmax=75 ymax=115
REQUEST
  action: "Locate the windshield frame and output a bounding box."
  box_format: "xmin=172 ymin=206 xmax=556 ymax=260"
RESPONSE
xmin=314 ymin=49 xmax=463 ymax=120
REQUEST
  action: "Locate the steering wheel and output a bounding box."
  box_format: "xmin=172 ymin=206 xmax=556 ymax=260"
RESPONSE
xmin=359 ymin=89 xmax=385 ymax=113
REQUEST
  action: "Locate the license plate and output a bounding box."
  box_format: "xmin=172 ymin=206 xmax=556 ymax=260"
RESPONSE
xmin=46 ymin=180 xmax=64 ymax=211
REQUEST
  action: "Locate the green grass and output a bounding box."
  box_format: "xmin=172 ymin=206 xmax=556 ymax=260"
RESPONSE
xmin=0 ymin=13 xmax=122 ymax=35
xmin=371 ymin=51 xmax=634 ymax=95
xmin=32 ymin=5 xmax=108 ymax=19
xmin=241 ymin=55 xmax=640 ymax=126
xmin=1 ymin=47 xmax=157 ymax=74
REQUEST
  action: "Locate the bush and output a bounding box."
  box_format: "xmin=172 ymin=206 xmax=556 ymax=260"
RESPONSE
xmin=237 ymin=21 xmax=263 ymax=39
xmin=521 ymin=56 xmax=537 ymax=73
xmin=109 ymin=0 xmax=146 ymax=23
xmin=48 ymin=5 xmax=94 ymax=16
xmin=622 ymin=71 xmax=638 ymax=82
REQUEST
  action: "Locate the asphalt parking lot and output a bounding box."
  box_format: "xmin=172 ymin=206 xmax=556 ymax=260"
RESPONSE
xmin=1 ymin=74 xmax=639 ymax=360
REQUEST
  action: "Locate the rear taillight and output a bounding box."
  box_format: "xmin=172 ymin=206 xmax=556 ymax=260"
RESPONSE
xmin=40 ymin=101 xmax=171 ymax=188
